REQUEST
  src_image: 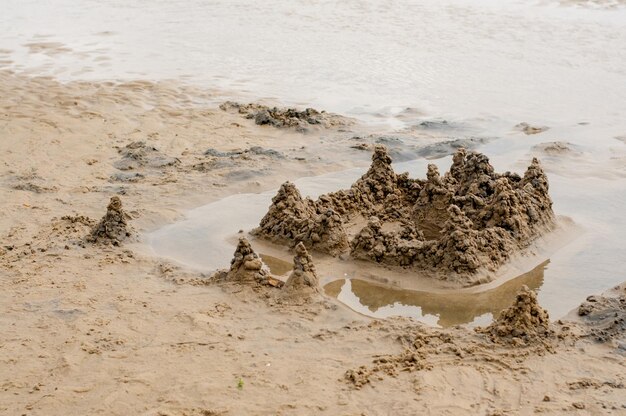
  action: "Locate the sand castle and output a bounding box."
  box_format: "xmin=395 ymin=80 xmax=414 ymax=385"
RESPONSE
xmin=87 ymin=196 xmax=132 ymax=245
xmin=254 ymin=146 xmax=555 ymax=284
xmin=213 ymin=238 xmax=323 ymax=300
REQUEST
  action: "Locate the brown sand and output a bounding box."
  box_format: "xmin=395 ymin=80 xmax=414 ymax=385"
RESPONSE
xmin=1 ymin=70 xmax=625 ymax=415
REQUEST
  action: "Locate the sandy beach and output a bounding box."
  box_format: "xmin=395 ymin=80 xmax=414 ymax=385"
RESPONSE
xmin=2 ymin=0 xmax=626 ymax=414
xmin=0 ymin=69 xmax=624 ymax=415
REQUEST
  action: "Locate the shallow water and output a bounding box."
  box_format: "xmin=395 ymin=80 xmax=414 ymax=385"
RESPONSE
xmin=2 ymin=0 xmax=626 ymax=127
xmin=324 ymin=261 xmax=548 ymax=328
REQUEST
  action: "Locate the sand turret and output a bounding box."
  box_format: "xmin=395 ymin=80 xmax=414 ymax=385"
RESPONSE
xmin=283 ymin=242 xmax=320 ymax=295
xmin=88 ymin=196 xmax=131 ymax=245
xmin=219 ymin=237 xmax=272 ymax=285
xmin=253 ymin=182 xmax=349 ymax=255
xmin=480 ymin=285 xmax=552 ymax=344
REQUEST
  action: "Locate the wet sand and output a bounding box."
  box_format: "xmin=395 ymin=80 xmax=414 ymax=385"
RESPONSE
xmin=1 ymin=71 xmax=626 ymax=415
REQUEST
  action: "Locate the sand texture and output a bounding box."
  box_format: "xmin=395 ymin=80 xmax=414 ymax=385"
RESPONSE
xmin=1 ymin=71 xmax=625 ymax=415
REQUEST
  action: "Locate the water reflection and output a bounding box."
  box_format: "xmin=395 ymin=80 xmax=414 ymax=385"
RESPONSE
xmin=324 ymin=260 xmax=548 ymax=327
xmin=259 ymin=253 xmax=292 ymax=276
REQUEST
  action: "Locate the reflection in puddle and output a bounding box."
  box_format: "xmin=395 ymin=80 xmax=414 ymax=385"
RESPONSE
xmin=259 ymin=253 xmax=292 ymax=276
xmin=324 ymin=260 xmax=548 ymax=328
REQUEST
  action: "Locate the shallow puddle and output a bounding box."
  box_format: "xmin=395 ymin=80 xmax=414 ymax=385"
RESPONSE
xmin=324 ymin=261 xmax=548 ymax=328
xmin=259 ymin=254 xmax=292 ymax=277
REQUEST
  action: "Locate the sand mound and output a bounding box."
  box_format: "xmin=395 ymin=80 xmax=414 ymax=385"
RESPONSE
xmin=480 ymin=285 xmax=552 ymax=345
xmin=9 ymin=169 xmax=58 ymax=193
xmin=212 ymin=238 xmax=326 ymax=300
xmin=255 ymin=146 xmax=555 ymax=284
xmin=211 ymin=237 xmax=280 ymax=287
xmin=282 ymin=242 xmax=320 ymax=297
xmin=87 ymin=196 xmax=132 ymax=245
xmin=219 ymin=101 xmax=350 ymax=132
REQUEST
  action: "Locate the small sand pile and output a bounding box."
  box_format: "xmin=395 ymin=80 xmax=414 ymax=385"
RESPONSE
xmin=255 ymin=145 xmax=555 ymax=284
xmin=219 ymin=101 xmax=350 ymax=132
xmin=87 ymin=196 xmax=132 ymax=245
xmin=282 ymin=242 xmax=320 ymax=296
xmin=480 ymin=285 xmax=552 ymax=345
xmin=212 ymin=237 xmax=279 ymax=287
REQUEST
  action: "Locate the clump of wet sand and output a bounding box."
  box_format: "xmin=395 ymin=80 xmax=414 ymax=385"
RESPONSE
xmin=479 ymin=285 xmax=553 ymax=345
xmin=87 ymin=196 xmax=132 ymax=245
xmin=532 ymin=141 xmax=580 ymax=157
xmin=114 ymin=141 xmax=180 ymax=171
xmin=516 ymin=122 xmax=549 ymax=135
xmin=219 ymin=101 xmax=351 ymax=132
xmin=282 ymin=242 xmax=320 ymax=297
xmin=254 ymin=145 xmax=556 ymax=285
xmin=578 ymin=283 xmax=626 ymax=345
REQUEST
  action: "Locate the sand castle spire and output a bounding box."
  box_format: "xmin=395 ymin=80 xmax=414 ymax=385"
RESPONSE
xmin=480 ymin=285 xmax=552 ymax=344
xmin=522 ymin=157 xmax=550 ymax=196
xmin=357 ymin=145 xmax=397 ymax=198
xmin=223 ymin=236 xmax=271 ymax=284
xmin=88 ymin=196 xmax=131 ymax=245
xmin=253 ymin=181 xmax=349 ymax=256
xmin=283 ymin=242 xmax=320 ymax=295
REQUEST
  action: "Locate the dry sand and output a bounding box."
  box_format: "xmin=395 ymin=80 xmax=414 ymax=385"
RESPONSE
xmin=1 ymin=70 xmax=625 ymax=415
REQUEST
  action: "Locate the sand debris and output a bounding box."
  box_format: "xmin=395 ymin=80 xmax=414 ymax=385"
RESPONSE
xmin=344 ymin=323 xmax=514 ymax=390
xmin=87 ymin=196 xmax=132 ymax=245
xmin=479 ymin=285 xmax=553 ymax=345
xmin=219 ymin=101 xmax=351 ymax=132
xmin=114 ymin=141 xmax=179 ymax=171
xmin=255 ymin=145 xmax=555 ymax=284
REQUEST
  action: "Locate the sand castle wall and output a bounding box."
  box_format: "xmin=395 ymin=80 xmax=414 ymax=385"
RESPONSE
xmin=253 ymin=146 xmax=555 ymax=284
